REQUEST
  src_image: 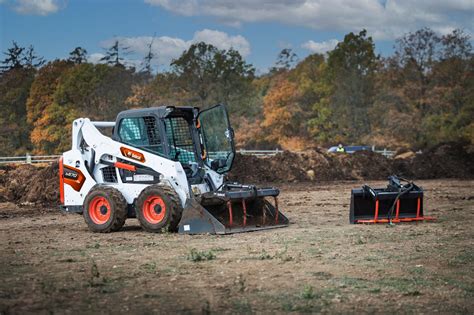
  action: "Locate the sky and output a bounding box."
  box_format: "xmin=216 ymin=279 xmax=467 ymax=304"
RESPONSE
xmin=1 ymin=0 xmax=473 ymax=73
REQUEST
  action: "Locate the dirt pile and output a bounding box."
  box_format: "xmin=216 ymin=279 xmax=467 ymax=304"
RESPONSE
xmin=230 ymin=142 xmax=474 ymax=183
xmin=0 ymin=162 xmax=59 ymax=205
xmin=409 ymin=142 xmax=474 ymax=179
xmin=0 ymin=142 xmax=471 ymax=206
xmin=229 ymin=149 xmax=394 ymax=183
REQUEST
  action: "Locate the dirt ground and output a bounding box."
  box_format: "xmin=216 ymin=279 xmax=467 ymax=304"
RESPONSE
xmin=0 ymin=180 xmax=473 ymax=314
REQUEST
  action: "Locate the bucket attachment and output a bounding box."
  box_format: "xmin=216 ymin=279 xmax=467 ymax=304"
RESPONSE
xmin=350 ymin=176 xmax=435 ymax=224
xmin=178 ymin=184 xmax=289 ymax=234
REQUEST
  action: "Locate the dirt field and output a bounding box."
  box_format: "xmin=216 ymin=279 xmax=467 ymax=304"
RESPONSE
xmin=0 ymin=180 xmax=473 ymax=314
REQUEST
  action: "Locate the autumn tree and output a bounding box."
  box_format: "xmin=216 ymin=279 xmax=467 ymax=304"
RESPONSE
xmin=26 ymin=60 xmax=72 ymax=153
xmin=261 ymin=75 xmax=303 ymax=149
xmin=421 ymin=30 xmax=473 ymax=146
xmin=373 ymin=28 xmax=473 ymax=148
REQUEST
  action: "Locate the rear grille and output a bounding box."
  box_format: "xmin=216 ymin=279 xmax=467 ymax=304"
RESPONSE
xmin=101 ymin=166 xmax=117 ymax=183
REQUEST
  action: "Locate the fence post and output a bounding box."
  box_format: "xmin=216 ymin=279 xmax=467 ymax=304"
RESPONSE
xmin=26 ymin=153 xmax=32 ymax=164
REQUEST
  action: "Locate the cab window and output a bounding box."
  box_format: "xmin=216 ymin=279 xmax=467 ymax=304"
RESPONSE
xmin=118 ymin=116 xmax=163 ymax=154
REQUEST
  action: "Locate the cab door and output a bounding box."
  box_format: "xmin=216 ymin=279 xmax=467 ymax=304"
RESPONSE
xmin=198 ymin=104 xmax=235 ymax=174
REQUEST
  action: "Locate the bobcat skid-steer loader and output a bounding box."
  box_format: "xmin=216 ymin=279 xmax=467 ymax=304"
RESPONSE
xmin=60 ymin=104 xmax=288 ymax=234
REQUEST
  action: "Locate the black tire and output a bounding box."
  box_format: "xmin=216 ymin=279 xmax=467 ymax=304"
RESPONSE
xmin=83 ymin=185 xmax=127 ymax=233
xmin=135 ymin=185 xmax=183 ymax=233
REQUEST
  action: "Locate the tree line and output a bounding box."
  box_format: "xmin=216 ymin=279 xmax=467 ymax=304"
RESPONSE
xmin=0 ymin=28 xmax=472 ymax=155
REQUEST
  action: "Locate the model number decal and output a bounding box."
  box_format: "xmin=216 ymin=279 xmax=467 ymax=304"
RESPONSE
xmin=64 ymin=170 xmax=78 ymax=179
xmin=62 ymin=165 xmax=86 ymax=191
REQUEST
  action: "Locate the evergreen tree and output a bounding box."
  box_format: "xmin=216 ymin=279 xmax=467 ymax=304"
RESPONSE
xmin=100 ymin=40 xmax=130 ymax=67
xmin=68 ymin=47 xmax=88 ymax=64
xmin=1 ymin=41 xmax=25 ymax=72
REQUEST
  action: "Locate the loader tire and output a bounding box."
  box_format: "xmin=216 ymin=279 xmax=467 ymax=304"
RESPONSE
xmin=135 ymin=185 xmax=183 ymax=233
xmin=83 ymin=185 xmax=127 ymax=233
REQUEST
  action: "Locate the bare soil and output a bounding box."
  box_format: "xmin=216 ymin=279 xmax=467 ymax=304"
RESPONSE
xmin=1 ymin=180 xmax=473 ymax=314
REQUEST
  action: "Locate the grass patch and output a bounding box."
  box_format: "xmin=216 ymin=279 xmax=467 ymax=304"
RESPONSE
xmin=278 ymin=287 xmax=339 ymax=313
xmin=86 ymin=242 xmax=100 ymax=249
xmin=448 ymin=251 xmax=474 ymax=266
xmin=232 ymin=299 xmax=253 ymax=314
xmin=301 ymin=285 xmax=316 ymax=300
xmin=259 ymin=249 xmax=273 ymax=260
xmin=442 ymin=277 xmax=474 ymax=296
xmin=274 ymin=246 xmax=294 ymax=262
xmin=141 ymin=262 xmax=157 ymax=273
xmin=337 ymin=277 xmax=369 ymax=289
xmin=375 ymin=277 xmax=430 ymax=295
xmin=187 ymin=248 xmax=216 ymax=262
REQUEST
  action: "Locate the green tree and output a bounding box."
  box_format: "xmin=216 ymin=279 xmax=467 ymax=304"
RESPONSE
xmin=170 ymin=42 xmax=255 ymax=114
xmin=306 ymin=30 xmax=377 ymax=144
xmin=0 ymin=67 xmax=36 ymax=154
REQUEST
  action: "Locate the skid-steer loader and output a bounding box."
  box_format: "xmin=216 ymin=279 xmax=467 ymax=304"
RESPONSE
xmin=59 ymin=104 xmax=288 ymax=234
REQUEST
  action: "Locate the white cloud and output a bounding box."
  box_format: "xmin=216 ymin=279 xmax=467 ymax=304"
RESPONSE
xmin=302 ymin=39 xmax=339 ymax=54
xmin=145 ymin=0 xmax=474 ymax=39
xmin=193 ymin=29 xmax=250 ymax=56
xmin=13 ymin=0 xmax=60 ymax=16
xmin=94 ymin=29 xmax=251 ymax=69
xmin=88 ymin=53 xmax=105 ymax=64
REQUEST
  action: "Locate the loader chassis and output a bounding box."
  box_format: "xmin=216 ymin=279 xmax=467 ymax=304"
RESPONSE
xmin=60 ymin=104 xmax=288 ymax=234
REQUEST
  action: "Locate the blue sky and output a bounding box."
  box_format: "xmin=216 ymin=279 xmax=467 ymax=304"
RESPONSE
xmin=1 ymin=0 xmax=473 ymax=73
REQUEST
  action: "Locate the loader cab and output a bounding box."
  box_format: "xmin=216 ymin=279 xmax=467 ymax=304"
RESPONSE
xmin=112 ymin=104 xmax=235 ymax=178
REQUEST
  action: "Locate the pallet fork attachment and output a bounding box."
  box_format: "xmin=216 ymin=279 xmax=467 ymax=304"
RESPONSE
xmin=350 ymin=176 xmax=436 ymax=224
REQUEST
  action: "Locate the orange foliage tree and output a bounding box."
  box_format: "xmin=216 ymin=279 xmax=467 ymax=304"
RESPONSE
xmin=261 ymin=75 xmax=307 ymax=150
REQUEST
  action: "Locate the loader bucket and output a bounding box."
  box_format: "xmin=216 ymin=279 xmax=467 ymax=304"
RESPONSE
xmin=178 ymin=185 xmax=289 ymax=234
xmin=350 ymin=176 xmax=435 ymax=224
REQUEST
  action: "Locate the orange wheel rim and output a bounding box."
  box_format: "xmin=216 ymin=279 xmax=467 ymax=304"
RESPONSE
xmin=143 ymin=196 xmax=166 ymax=224
xmin=89 ymin=196 xmax=111 ymax=225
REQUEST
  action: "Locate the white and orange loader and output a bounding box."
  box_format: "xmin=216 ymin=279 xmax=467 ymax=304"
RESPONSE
xmin=60 ymin=104 xmax=288 ymax=234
